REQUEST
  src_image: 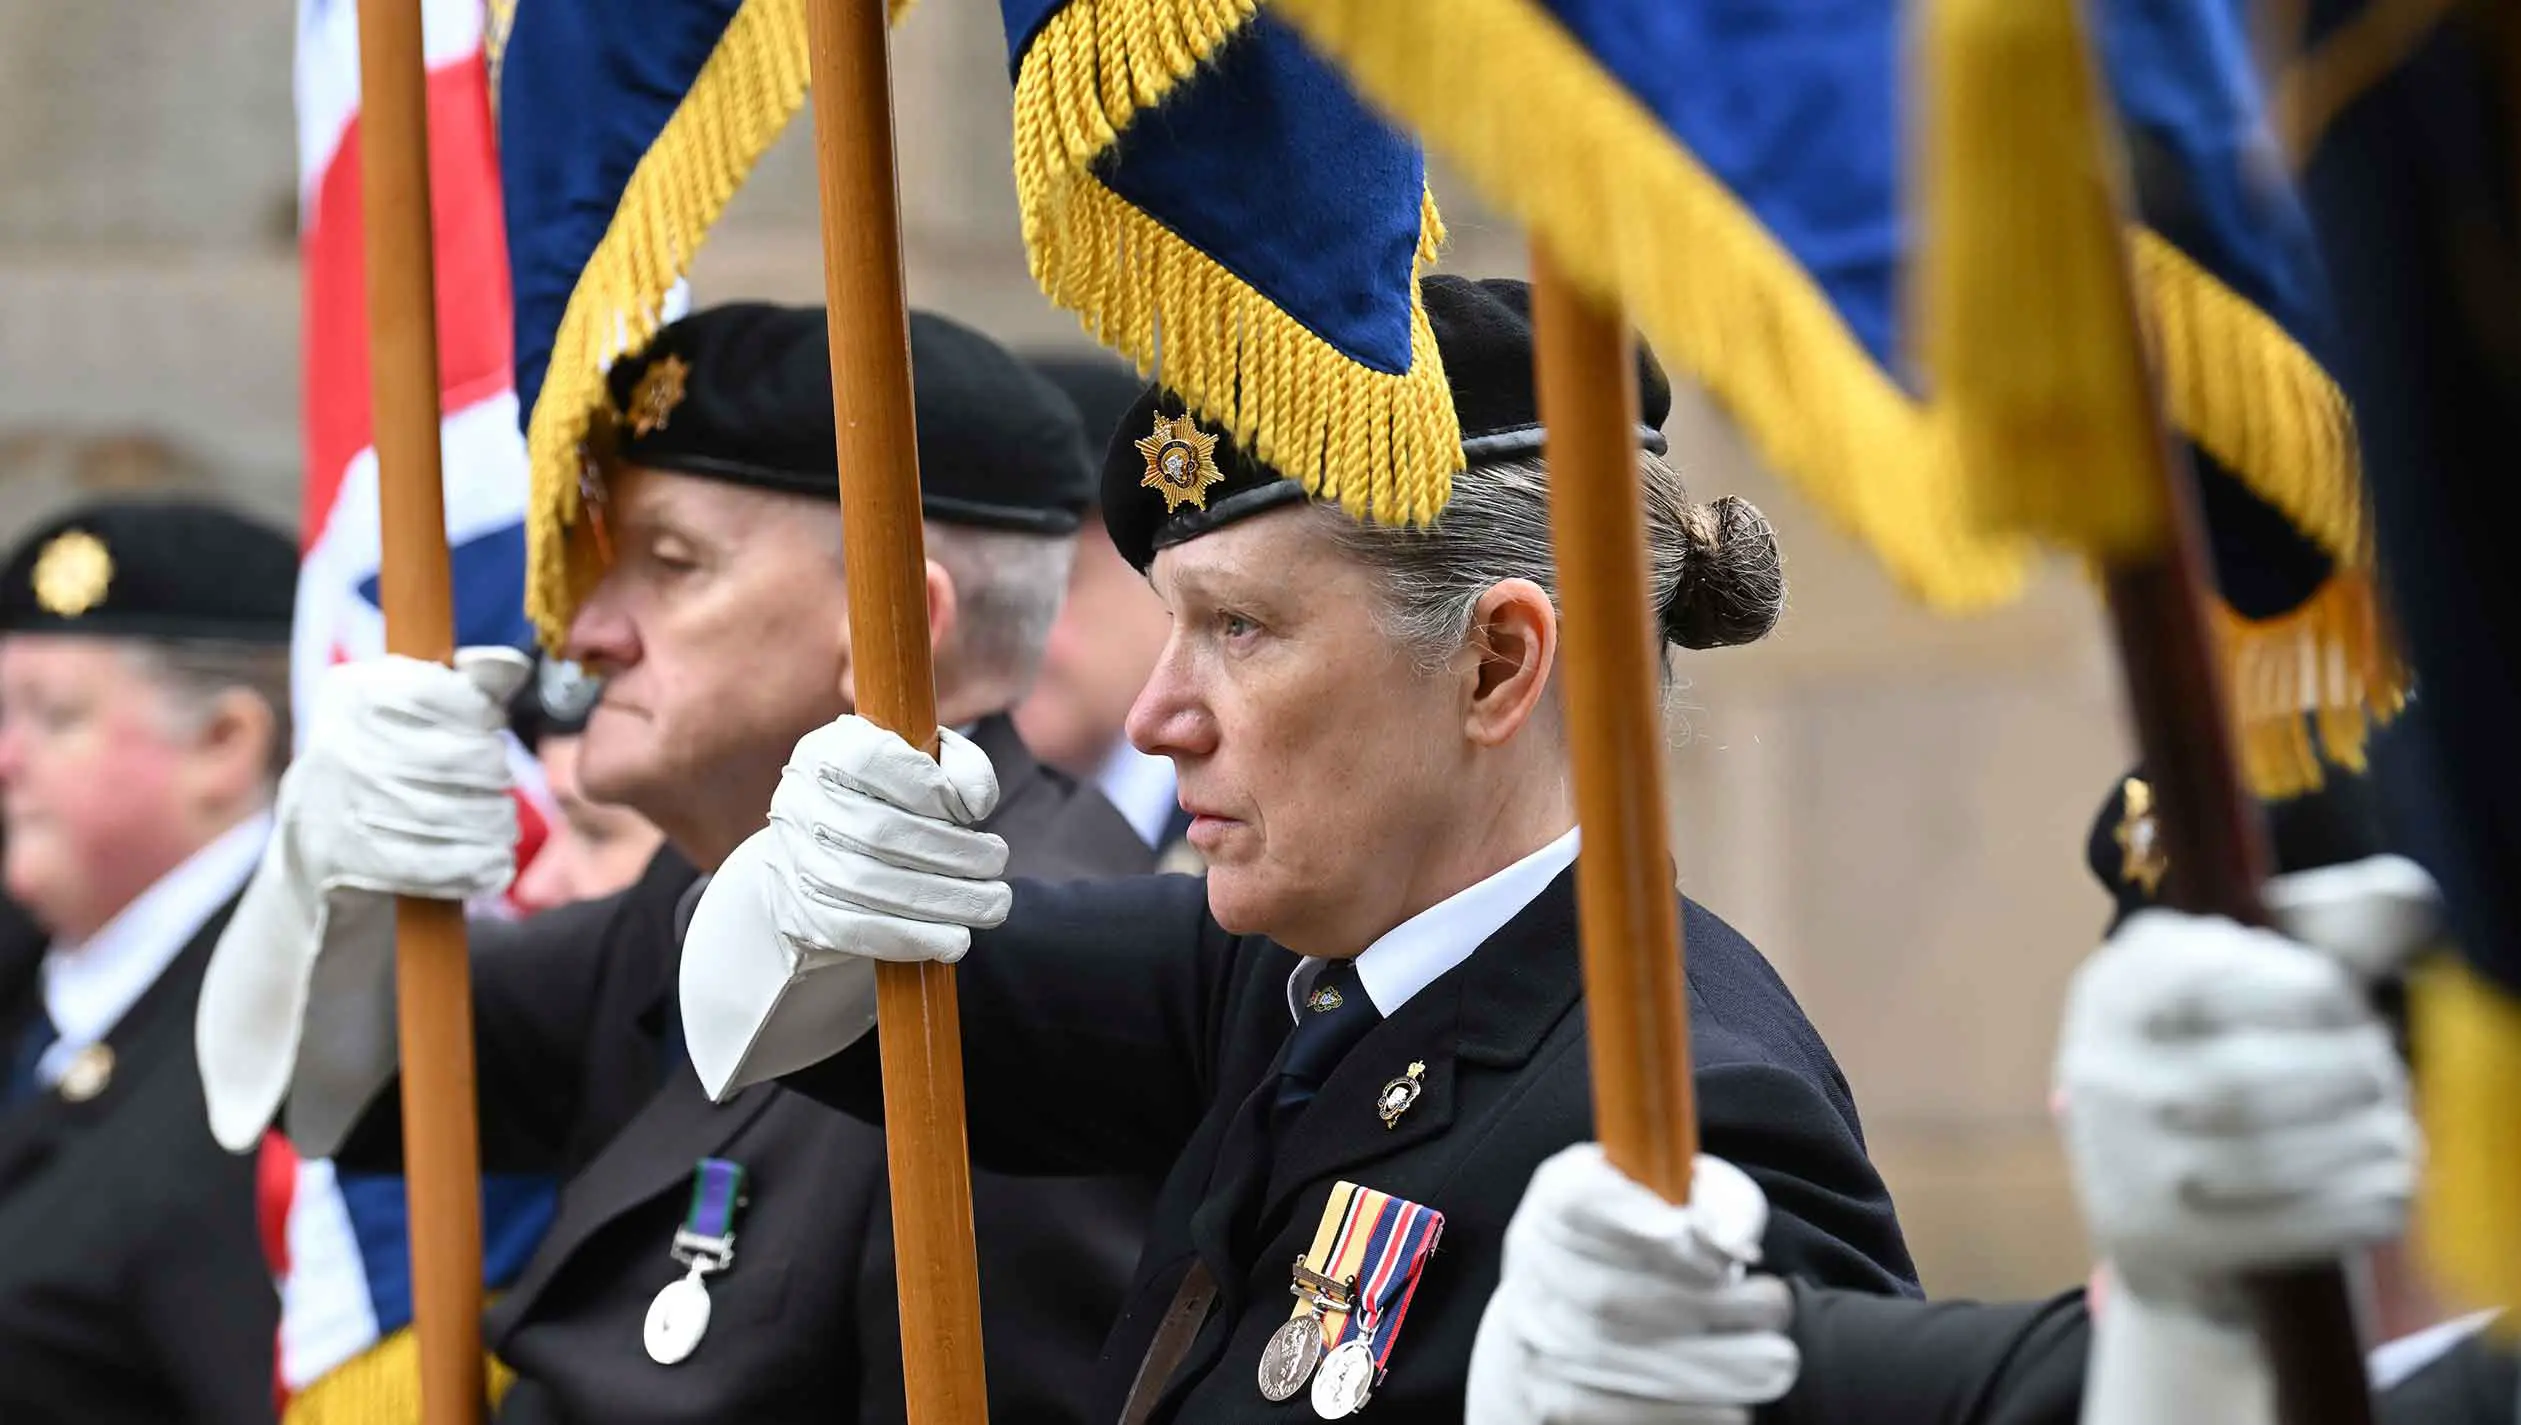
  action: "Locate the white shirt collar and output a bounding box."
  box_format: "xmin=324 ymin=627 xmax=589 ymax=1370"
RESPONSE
xmin=1094 ymin=740 xmax=1182 ymax=850
xmin=39 ymin=811 xmax=270 ymax=1083
xmin=2367 ymin=1309 xmax=2501 ymax=1390
xmin=1286 ymin=827 xmax=1581 ymax=1023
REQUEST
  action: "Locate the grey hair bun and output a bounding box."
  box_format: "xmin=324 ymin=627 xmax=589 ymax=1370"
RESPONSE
xmin=1663 ymin=495 xmax=1784 ymax=649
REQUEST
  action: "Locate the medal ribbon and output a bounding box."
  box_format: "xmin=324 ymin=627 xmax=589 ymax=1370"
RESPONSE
xmin=1314 ymin=1182 xmax=1446 ymax=1372
xmin=681 ymin=1157 xmax=747 ymax=1250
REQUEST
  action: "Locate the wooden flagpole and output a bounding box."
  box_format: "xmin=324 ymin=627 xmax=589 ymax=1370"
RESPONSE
xmin=2101 ymin=448 xmax=2376 ymax=1425
xmin=1530 ymin=249 xmax=1698 ymax=1202
xmin=354 ymin=0 xmax=488 ymax=1420
xmin=801 ymin=2 xmax=991 ymax=1422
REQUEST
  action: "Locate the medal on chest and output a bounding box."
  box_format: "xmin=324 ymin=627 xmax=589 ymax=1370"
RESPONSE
xmin=1256 ymin=1180 xmax=1446 ymax=1416
xmin=643 ymin=1157 xmax=749 ymax=1366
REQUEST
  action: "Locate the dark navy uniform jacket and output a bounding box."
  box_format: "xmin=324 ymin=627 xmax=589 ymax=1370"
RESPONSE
xmin=1765 ymin=1285 xmax=2506 ymax=1425
xmin=335 ymin=714 xmax=1157 ymax=1425
xmin=0 ymin=901 xmax=277 ymax=1425
xmin=787 ymin=864 xmax=1918 ymax=1425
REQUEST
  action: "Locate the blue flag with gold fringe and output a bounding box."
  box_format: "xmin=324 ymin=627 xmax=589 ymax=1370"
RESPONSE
xmin=497 ymin=0 xmax=819 ymax=644
xmin=1001 ymin=0 xmax=1457 ymax=538
xmin=1276 ymin=0 xmax=2392 ymax=796
xmin=2286 ymin=0 xmax=2521 ymax=1319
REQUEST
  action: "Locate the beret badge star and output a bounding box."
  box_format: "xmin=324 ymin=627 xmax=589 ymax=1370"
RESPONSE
xmin=2114 ymin=777 xmax=2169 ymax=899
xmin=1136 ymin=412 xmax=1223 ymax=513
xmin=31 ymin=529 xmax=114 ymax=619
xmin=626 ymin=353 xmax=692 ymax=437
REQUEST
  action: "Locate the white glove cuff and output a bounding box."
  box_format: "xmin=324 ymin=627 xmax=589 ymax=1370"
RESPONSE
xmin=680 ymin=832 xmax=881 ymax=1101
xmin=2083 ymin=1278 xmax=2273 ymax=1425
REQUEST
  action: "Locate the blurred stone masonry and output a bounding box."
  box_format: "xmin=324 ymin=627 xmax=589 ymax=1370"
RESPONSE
xmin=0 ymin=0 xmax=2131 ymax=1298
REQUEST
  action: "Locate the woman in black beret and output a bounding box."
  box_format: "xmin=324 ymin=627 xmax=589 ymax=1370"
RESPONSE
xmin=678 ymin=275 xmax=1920 ymax=1425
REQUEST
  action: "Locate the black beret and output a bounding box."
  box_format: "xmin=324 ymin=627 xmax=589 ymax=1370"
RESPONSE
xmin=1100 ymin=275 xmax=1674 ymax=572
xmin=1026 ymin=351 xmax=1147 ymax=490
xmin=606 ymin=303 xmax=1094 ymax=534
xmin=2084 ymin=761 xmax=2395 ymax=930
xmin=0 ymin=499 xmax=295 ymax=645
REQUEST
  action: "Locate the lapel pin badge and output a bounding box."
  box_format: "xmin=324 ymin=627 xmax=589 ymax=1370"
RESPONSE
xmin=1375 ymin=1061 xmax=1425 ymax=1130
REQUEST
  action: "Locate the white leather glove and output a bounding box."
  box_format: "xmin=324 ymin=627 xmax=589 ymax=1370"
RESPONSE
xmin=2059 ymin=868 xmax=2424 ymax=1312
xmin=1465 ymin=1146 xmax=1798 ymax=1425
xmin=197 ymin=648 xmax=531 ymax=1153
xmin=680 ymin=714 xmax=1010 ymax=1101
xmin=2060 ymin=856 xmax=2434 ymax=1425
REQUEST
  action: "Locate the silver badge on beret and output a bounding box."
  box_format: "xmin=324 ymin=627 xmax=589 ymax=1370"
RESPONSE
xmin=538 ymin=656 xmax=604 ymax=723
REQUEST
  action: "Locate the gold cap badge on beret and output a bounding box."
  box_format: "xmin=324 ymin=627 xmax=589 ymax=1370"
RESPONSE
xmin=31 ymin=529 xmax=114 ymax=619
xmin=1136 ymin=412 xmax=1223 ymax=513
xmin=2115 ymin=777 xmax=2169 ymax=898
xmin=626 ymin=353 xmax=692 ymax=438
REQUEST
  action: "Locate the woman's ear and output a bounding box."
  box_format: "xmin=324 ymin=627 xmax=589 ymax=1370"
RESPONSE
xmin=1462 ymin=578 xmax=1556 ymax=748
xmin=924 ymin=557 xmax=959 ymax=660
xmin=184 ymin=688 xmax=276 ymax=814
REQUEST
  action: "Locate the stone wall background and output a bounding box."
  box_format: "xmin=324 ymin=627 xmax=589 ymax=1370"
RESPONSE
xmin=0 ymin=0 xmax=2132 ymax=1297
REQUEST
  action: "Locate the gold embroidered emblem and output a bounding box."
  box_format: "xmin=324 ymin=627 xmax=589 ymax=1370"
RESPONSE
xmin=2115 ymin=777 xmax=2169 ymax=899
xmin=30 ymin=530 xmax=113 ymax=619
xmin=1135 ymin=412 xmax=1224 ymax=513
xmin=1306 ymin=984 xmax=1345 ymax=1015
xmin=626 ymin=354 xmax=692 ymax=437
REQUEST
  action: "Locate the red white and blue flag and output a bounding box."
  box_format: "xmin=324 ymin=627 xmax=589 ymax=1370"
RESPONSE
xmin=271 ymin=0 xmax=557 ymax=1411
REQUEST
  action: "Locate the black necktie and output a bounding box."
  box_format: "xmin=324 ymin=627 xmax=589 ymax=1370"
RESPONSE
xmin=1269 ymin=960 xmax=1382 ymax=1143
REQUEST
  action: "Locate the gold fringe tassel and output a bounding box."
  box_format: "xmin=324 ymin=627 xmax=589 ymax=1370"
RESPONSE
xmin=2414 ymin=958 xmax=2521 ymax=1324
xmin=282 ymin=1326 xmax=516 ymax=1425
xmin=1273 ymin=0 xmax=2036 ymax=609
xmin=1918 ymin=0 xmax=2171 ymax=561
xmin=1009 ymin=0 xmax=1459 ymax=530
xmin=1272 ymin=0 xmax=2377 ymax=608
xmin=2135 ymin=232 xmax=2367 ymax=566
xmin=2214 ymin=568 xmax=2405 ymax=798
xmin=522 ymin=0 xmax=815 ymax=648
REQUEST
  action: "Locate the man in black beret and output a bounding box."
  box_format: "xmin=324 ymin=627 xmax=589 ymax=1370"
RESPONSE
xmin=0 ymin=498 xmax=294 ymax=1424
xmin=1015 ymin=350 xmax=1199 ymax=868
xmin=198 ymin=304 xmax=1155 ymax=1425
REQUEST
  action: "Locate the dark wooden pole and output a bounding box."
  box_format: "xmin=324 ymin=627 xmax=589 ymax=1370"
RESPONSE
xmin=355 ymin=0 xmax=486 ymax=1420
xmin=2099 ymin=453 xmax=2376 ymax=1425
xmin=801 ymin=2 xmax=990 ymax=1422
xmin=1531 ymin=248 xmax=1697 ymax=1202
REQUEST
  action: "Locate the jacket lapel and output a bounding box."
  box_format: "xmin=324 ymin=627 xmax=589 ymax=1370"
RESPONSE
xmin=491 ymin=1065 xmax=779 ymax=1330
xmin=0 ymin=900 xmax=236 ymax=1194
xmin=1258 ymin=867 xmax=1584 ymax=1221
xmin=969 ymin=713 xmax=1049 ymax=829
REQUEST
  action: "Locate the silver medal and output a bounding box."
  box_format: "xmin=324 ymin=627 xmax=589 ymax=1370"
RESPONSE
xmin=1257 ymin=1314 xmax=1326 ymax=1402
xmin=643 ymin=1267 xmax=714 ymax=1365
xmin=1309 ymin=1338 xmax=1377 ymax=1419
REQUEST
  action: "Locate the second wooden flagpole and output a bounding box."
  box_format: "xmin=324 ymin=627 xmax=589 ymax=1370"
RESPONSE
xmin=801 ymin=2 xmax=991 ymax=1423
xmin=354 ymin=0 xmax=488 ymax=1420
xmin=1531 ymin=249 xmax=1698 ymax=1203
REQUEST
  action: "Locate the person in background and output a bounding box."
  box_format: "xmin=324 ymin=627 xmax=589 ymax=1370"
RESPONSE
xmin=1463 ymin=764 xmax=2468 ymax=1425
xmin=508 ymin=654 xmax=666 ymax=916
xmin=200 ymin=304 xmax=1157 ymax=1425
xmin=0 ymin=499 xmax=296 ymax=1424
xmin=1017 ymin=350 xmax=1193 ymax=867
